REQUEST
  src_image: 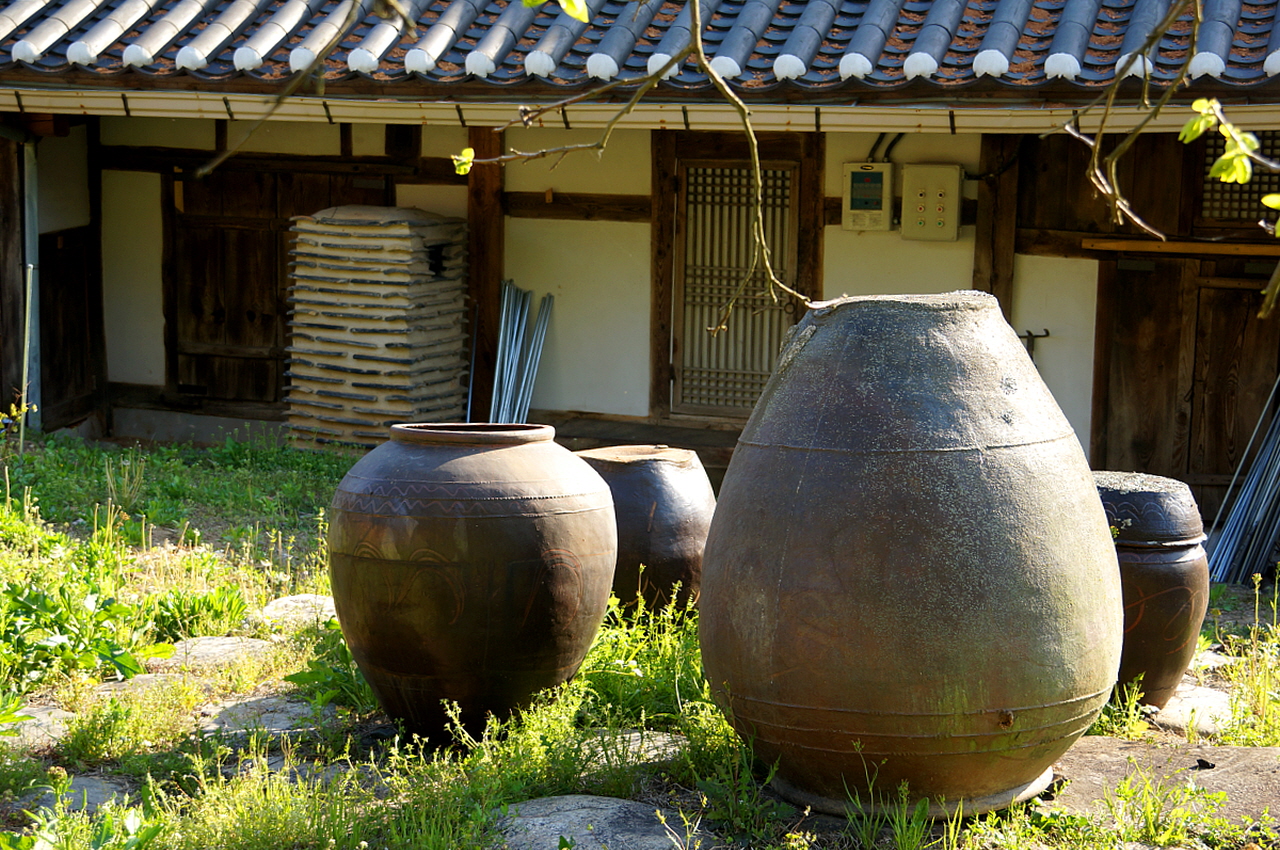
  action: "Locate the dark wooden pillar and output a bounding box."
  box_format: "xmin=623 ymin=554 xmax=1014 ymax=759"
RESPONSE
xmin=0 ymin=136 xmax=24 ymax=404
xmin=649 ymin=130 xmax=677 ymax=420
xmin=971 ymin=134 xmax=1020 ymax=321
xmin=466 ymin=126 xmax=504 ymax=422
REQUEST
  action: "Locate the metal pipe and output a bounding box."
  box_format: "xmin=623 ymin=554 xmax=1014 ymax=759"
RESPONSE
xmin=22 ymin=142 xmax=40 ymax=436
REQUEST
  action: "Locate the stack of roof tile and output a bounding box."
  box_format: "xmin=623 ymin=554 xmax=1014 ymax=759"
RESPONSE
xmin=285 ymin=205 xmax=469 ymax=447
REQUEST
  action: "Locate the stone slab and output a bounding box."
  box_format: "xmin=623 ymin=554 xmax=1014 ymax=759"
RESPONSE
xmin=1050 ymin=736 xmax=1280 ymax=824
xmin=262 ymin=594 xmax=336 ymax=629
xmin=146 ymin=637 xmax=274 ymax=673
xmin=500 ymin=795 xmax=704 ymax=850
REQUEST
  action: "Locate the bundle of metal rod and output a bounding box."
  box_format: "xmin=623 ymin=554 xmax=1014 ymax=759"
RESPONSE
xmin=1209 ymin=372 xmax=1280 ymax=583
xmin=488 ymin=280 xmax=554 ymax=424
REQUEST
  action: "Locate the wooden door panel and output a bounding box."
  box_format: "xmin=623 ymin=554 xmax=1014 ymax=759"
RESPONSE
xmin=1190 ymin=283 xmax=1280 ymax=516
xmin=174 ymin=227 xmax=226 ymax=349
xmin=39 ymin=227 xmax=106 ymax=430
xmin=222 ymin=228 xmax=280 ymax=351
xmin=1102 ymin=259 xmax=1192 ymax=477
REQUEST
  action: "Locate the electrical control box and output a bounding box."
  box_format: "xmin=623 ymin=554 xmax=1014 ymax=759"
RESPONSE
xmin=842 ymin=162 xmax=894 ymax=231
xmin=900 ymin=164 xmax=962 ymax=242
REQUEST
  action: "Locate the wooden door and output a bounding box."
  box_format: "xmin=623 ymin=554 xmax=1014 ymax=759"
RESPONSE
xmin=651 ymin=131 xmax=823 ymax=421
xmin=39 ymin=226 xmax=107 ymax=430
xmin=671 ymin=160 xmax=800 ymax=415
xmin=1093 ymin=257 xmax=1280 ymax=519
xmin=167 ymin=170 xmax=388 ymax=409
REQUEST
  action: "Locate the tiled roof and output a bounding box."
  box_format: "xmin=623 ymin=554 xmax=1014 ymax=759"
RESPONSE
xmin=0 ymin=0 xmax=1276 ymax=99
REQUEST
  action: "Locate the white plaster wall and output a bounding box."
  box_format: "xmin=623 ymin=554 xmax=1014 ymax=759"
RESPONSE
xmin=101 ymin=117 xmax=214 ymax=149
xmin=504 ymin=219 xmax=650 ymax=416
xmin=502 ymin=129 xmax=649 ymax=194
xmin=1011 ymin=254 xmax=1100 ymax=458
xmin=351 ymin=123 xmax=384 ymax=157
xmin=101 ymin=171 xmax=165 ymax=385
xmin=422 ymin=126 xmax=470 ymax=159
xmin=227 ymin=120 xmax=340 ymax=155
xmin=37 ymin=126 xmax=90 ymax=234
xmin=396 ymin=185 xmax=468 ymax=220
xmin=822 ymin=133 xmax=982 ymax=300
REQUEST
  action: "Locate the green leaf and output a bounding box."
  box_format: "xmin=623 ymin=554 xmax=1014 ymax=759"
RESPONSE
xmin=452 ymin=147 xmax=475 ymax=176
xmin=1192 ymin=97 xmax=1214 ymax=114
xmin=556 ymin=0 xmax=590 ymax=21
xmin=1260 ymin=194 xmax=1280 ymax=210
xmin=1178 ymin=113 xmax=1214 ymax=144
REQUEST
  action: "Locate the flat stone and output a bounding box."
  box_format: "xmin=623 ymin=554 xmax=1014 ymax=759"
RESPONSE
xmin=22 ymin=775 xmax=133 ymax=814
xmin=262 ymin=594 xmax=336 ymax=629
xmin=1151 ymin=683 xmax=1232 ymax=737
xmin=146 ymin=637 xmax=274 ymax=673
xmin=9 ymin=704 xmax=74 ymax=749
xmin=95 ymin=673 xmax=190 ymax=697
xmin=1050 ymin=736 xmax=1280 ymax=824
xmin=585 ymin=730 xmax=685 ymax=766
xmin=198 ymin=694 xmax=335 ymax=735
xmin=500 ymin=795 xmax=703 ymax=850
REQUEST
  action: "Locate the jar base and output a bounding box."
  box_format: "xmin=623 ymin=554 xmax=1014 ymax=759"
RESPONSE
xmin=771 ymin=766 xmax=1055 ymax=818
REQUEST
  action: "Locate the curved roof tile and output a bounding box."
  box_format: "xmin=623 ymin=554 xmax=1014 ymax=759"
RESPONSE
xmin=0 ymin=0 xmax=1277 ymax=99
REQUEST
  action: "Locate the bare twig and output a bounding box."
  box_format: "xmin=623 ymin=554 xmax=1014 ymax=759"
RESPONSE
xmin=1057 ymin=0 xmax=1197 ymax=237
xmin=197 ymin=0 xmax=417 ymax=178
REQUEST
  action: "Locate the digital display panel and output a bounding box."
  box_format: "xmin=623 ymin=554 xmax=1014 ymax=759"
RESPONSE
xmin=849 ymin=171 xmax=884 ymax=210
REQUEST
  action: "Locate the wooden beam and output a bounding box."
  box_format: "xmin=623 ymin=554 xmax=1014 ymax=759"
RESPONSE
xmin=504 ymin=191 xmax=651 ymax=222
xmin=0 ymin=136 xmax=23 ymax=401
xmin=99 ymin=145 xmax=427 ymax=177
xmin=1081 ymin=238 xmax=1280 ymax=256
xmin=650 ymin=130 xmax=677 ymax=420
xmin=799 ymin=132 xmax=825 ymax=300
xmin=971 ymin=134 xmax=1020 ymax=321
xmin=467 ymin=126 xmax=504 ymax=422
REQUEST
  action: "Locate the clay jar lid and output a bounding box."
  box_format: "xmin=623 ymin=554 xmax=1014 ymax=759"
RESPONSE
xmin=575 ymin=445 xmax=701 ymax=469
xmin=1094 ymin=471 xmax=1205 ymax=546
xmin=390 ymin=422 xmax=555 ymax=446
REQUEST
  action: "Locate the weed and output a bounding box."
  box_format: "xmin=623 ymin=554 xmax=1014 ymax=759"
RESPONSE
xmin=1217 ymin=574 xmax=1280 ymax=746
xmin=1088 ymin=677 xmax=1150 ymax=740
xmin=1103 ymin=757 xmax=1227 ymax=845
xmin=104 ymin=449 xmax=148 ymax=513
xmin=56 ymin=680 xmax=202 ymax=769
xmin=284 ymin=618 xmax=377 ymax=714
xmin=147 ymin=586 xmax=249 ymax=642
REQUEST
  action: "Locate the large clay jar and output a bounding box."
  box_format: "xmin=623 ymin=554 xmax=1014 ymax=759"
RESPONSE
xmin=328 ymin=423 xmax=617 ymax=737
xmin=1094 ymin=471 xmax=1209 ymax=710
xmin=575 ymin=445 xmax=716 ymax=611
xmin=700 ymin=292 xmax=1123 ymax=815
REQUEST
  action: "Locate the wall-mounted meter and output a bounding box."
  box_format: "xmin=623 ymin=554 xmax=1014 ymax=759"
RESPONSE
xmin=842 ymin=162 xmax=894 ymax=231
xmin=900 ymin=164 xmax=962 ymax=241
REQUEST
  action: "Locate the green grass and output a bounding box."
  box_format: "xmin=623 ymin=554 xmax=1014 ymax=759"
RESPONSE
xmin=0 ymin=433 xmax=1277 ymax=849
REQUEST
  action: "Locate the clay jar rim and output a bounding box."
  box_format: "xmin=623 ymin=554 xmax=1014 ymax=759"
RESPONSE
xmin=389 ymin=423 xmax=555 ymax=446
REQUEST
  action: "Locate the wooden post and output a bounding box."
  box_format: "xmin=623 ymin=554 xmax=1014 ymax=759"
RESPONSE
xmin=971 ymin=134 xmax=1020 ymax=321
xmin=650 ymin=130 xmax=677 ymax=420
xmin=0 ymin=136 xmax=23 ymax=404
xmin=467 ymin=126 xmax=504 ymax=422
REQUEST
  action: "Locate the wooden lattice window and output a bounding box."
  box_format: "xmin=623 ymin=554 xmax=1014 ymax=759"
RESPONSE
xmin=1201 ymin=131 xmax=1280 ymax=222
xmin=672 ymin=162 xmax=799 ymax=414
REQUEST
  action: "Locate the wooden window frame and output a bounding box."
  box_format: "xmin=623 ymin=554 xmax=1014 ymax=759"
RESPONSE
xmin=650 ymin=131 xmax=824 ymax=423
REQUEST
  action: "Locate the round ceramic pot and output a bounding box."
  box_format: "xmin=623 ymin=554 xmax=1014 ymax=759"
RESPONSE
xmin=328 ymin=423 xmax=617 ymax=737
xmin=700 ymin=292 xmax=1123 ymax=815
xmin=1095 ymin=471 xmax=1209 ymax=710
xmin=575 ymin=445 xmax=716 ymax=610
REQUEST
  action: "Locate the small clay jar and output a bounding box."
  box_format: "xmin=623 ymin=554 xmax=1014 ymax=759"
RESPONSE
xmin=575 ymin=445 xmax=716 ymax=611
xmin=1095 ymin=471 xmax=1210 ymax=710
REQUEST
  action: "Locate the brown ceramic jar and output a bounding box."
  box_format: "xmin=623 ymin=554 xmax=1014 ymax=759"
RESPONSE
xmin=1094 ymin=471 xmax=1210 ymax=710
xmin=328 ymin=423 xmax=617 ymax=737
xmin=700 ymin=293 xmax=1123 ymax=815
xmin=575 ymin=445 xmax=716 ymax=611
